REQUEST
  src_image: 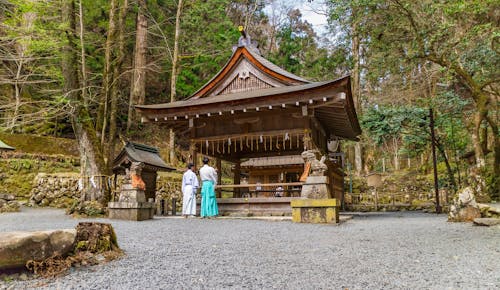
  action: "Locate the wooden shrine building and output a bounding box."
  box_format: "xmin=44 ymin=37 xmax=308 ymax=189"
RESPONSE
xmin=136 ymin=29 xmax=361 ymax=214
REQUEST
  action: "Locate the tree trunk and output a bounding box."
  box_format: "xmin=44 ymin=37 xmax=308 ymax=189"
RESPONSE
xmin=354 ymin=143 xmax=362 ymax=175
xmin=126 ymin=0 xmax=147 ymax=132
xmin=11 ymin=62 xmax=22 ymax=131
xmin=107 ymin=0 xmax=128 ymax=169
xmin=62 ymin=0 xmax=107 ymax=203
xmin=435 ymin=139 xmax=457 ymax=193
xmin=97 ymin=0 xmax=118 ymax=143
xmin=10 ymin=10 xmax=36 ymax=131
xmin=78 ymin=0 xmax=87 ymax=107
xmin=485 ymin=113 xmax=500 ymax=197
xmin=351 ymin=6 xmax=363 ymax=175
xmin=393 ymin=138 xmax=399 ymax=171
xmin=169 ymin=0 xmax=183 ymax=164
xmin=472 ymin=111 xmax=486 ymax=168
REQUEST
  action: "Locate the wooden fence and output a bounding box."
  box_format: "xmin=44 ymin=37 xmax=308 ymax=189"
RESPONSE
xmin=345 ymin=191 xmax=449 ymax=210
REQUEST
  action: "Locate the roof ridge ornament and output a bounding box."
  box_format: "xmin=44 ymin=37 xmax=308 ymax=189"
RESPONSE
xmin=234 ymin=25 xmax=261 ymax=55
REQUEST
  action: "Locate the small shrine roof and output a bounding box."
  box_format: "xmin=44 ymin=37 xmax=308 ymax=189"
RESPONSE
xmin=0 ymin=140 xmax=15 ymax=151
xmin=113 ymin=142 xmax=175 ymax=172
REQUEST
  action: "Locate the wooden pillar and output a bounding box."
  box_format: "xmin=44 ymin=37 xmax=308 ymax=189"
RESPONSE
xmin=234 ymin=161 xmax=241 ymax=198
xmin=216 ymin=158 xmax=222 ymax=198
xmin=189 ymin=120 xmax=197 ymax=166
xmin=302 ymin=130 xmax=312 ymax=150
xmin=189 ymin=142 xmax=197 ymax=164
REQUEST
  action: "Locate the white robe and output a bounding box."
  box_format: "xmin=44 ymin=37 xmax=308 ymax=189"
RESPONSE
xmin=182 ymin=169 xmax=199 ymax=215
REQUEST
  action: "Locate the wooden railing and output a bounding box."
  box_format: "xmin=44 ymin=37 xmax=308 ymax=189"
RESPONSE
xmin=216 ymin=182 xmax=303 ymax=198
xmin=345 ymin=192 xmax=448 ymax=209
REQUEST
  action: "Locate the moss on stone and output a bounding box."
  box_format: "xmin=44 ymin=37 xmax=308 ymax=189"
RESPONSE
xmin=0 ymin=159 xmax=78 ymax=199
xmin=0 ymin=133 xmax=79 ymax=156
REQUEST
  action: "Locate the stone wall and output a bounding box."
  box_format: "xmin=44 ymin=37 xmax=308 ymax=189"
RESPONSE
xmin=154 ymin=179 xmax=182 ymax=214
xmin=29 ymin=173 xmax=81 ymax=208
xmin=0 ymin=193 xmax=20 ymax=213
xmin=28 ymin=172 xmax=183 ymax=213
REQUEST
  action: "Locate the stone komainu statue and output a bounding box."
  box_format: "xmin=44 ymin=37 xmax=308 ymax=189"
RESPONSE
xmin=126 ymin=162 xmax=146 ymax=191
xmin=301 ymin=150 xmax=328 ymax=177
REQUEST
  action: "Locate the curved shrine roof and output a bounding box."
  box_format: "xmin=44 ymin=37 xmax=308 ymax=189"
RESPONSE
xmin=135 ymin=39 xmax=361 ymax=141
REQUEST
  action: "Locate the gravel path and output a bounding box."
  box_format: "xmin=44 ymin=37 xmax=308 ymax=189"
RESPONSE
xmin=1 ymin=208 xmax=499 ymax=289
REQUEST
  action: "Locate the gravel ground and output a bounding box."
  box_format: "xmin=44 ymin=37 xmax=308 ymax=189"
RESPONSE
xmin=1 ymin=208 xmax=499 ymax=289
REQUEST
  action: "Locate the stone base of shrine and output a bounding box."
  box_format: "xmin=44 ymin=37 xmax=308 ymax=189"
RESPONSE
xmin=107 ymin=201 xmax=155 ymax=221
xmin=291 ymin=199 xmax=339 ymax=224
xmin=209 ymin=197 xmax=302 ymax=216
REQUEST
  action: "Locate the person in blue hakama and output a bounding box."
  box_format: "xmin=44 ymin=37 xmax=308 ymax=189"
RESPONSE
xmin=199 ymin=157 xmax=218 ymax=217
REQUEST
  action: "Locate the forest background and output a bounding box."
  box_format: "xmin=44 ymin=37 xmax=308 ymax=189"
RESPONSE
xmin=0 ymin=0 xmax=498 ymax=204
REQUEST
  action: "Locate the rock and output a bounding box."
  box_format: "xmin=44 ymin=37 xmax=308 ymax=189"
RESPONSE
xmin=477 ymin=203 xmax=500 ymax=218
xmin=448 ymin=187 xmax=482 ymax=222
xmin=0 ymin=229 xmax=76 ymax=271
xmin=33 ymin=193 xmax=44 ymax=202
xmin=453 ymin=206 xmax=481 ymax=222
xmin=473 ymin=218 xmax=500 ymax=226
xmin=457 ymin=187 xmax=477 ymax=207
xmin=0 ymin=194 xmax=15 ymax=200
xmin=0 ymin=200 xmax=20 ymax=213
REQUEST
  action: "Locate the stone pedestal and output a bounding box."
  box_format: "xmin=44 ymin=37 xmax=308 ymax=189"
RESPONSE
xmin=108 ymin=201 xmax=155 ymax=221
xmin=300 ymin=175 xmax=329 ymax=199
xmin=291 ymin=199 xmax=339 ymax=224
xmin=108 ymin=184 xmax=154 ymax=221
xmin=119 ymin=184 xmax=146 ymax=202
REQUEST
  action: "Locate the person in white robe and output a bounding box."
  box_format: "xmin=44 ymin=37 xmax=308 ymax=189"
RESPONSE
xmin=182 ymin=163 xmax=199 ymax=217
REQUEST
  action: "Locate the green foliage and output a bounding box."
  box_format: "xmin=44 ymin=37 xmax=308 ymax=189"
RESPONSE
xmin=361 ymin=106 xmax=429 ymax=155
xmin=176 ymin=0 xmax=240 ymax=98
xmin=267 ymin=8 xmax=348 ymax=80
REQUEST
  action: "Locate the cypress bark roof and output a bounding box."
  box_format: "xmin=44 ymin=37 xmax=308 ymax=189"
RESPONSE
xmin=113 ymin=142 xmax=175 ymax=172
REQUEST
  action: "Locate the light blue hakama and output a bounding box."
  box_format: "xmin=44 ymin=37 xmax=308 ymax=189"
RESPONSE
xmin=200 ymin=180 xmax=218 ymax=217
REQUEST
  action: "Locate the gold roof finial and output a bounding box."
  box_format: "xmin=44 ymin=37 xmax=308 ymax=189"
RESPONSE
xmin=238 ymin=25 xmax=247 ymax=38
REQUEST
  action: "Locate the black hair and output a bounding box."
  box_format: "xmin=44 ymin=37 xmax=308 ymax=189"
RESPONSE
xmin=202 ymin=157 xmax=209 ymax=164
xmin=187 ymin=163 xmax=194 ymax=169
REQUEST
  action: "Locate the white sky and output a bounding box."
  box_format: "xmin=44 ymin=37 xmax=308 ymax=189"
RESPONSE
xmin=265 ymin=0 xmax=329 ymax=34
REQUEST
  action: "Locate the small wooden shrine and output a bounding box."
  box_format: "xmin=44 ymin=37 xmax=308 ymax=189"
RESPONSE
xmin=136 ymin=29 xmax=361 ymax=216
xmin=112 ymin=142 xmax=175 ymax=201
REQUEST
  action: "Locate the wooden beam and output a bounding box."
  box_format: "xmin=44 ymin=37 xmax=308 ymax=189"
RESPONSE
xmin=216 ymin=182 xmax=303 ymax=189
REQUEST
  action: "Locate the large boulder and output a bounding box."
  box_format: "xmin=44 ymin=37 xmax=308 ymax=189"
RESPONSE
xmin=448 ymin=187 xmax=480 ymax=222
xmin=477 ymin=203 xmax=500 ymax=218
xmin=0 ymin=229 xmax=76 ymax=271
xmin=473 ymin=218 xmax=500 ymax=227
